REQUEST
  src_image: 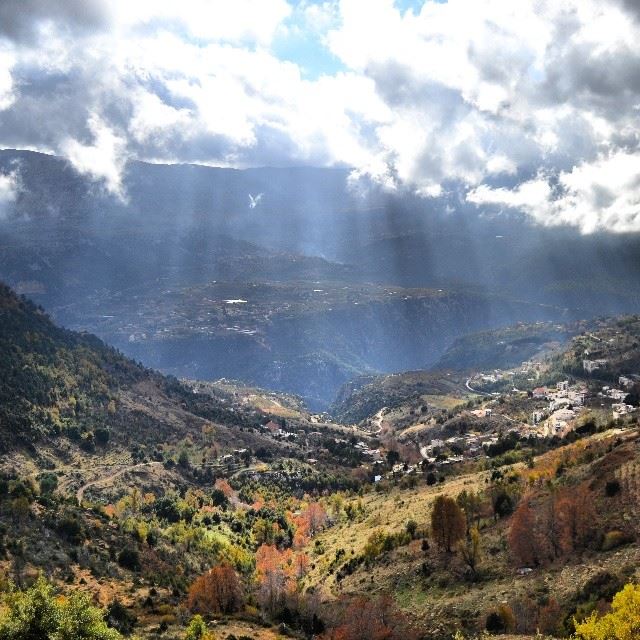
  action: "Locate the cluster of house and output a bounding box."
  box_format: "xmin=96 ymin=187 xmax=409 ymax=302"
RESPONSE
xmin=420 ymin=434 xmax=494 ymax=465
xmin=353 ymin=440 xmax=382 ymax=460
xmin=600 ymin=376 xmax=639 ymax=419
xmin=219 ymin=448 xmax=249 ymax=464
xmin=530 ymin=380 xmax=587 ymax=435
xmin=258 ymin=420 xmax=385 ymax=466
xmin=519 ymin=360 xmax=544 ymax=375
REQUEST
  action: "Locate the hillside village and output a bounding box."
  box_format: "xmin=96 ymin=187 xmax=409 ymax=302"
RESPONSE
xmin=203 ymin=358 xmax=640 ymax=486
xmin=2 ymin=283 xmax=640 ymax=640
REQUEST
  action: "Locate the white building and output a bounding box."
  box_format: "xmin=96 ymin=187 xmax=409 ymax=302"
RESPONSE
xmin=583 ymin=359 xmax=608 ymax=373
xmin=532 ymin=411 xmax=545 ymax=425
xmin=612 ymin=403 xmax=635 ymax=420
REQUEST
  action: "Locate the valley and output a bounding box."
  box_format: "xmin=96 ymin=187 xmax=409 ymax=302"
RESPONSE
xmin=1 ymin=281 xmax=640 ymax=639
xmin=3 ymin=151 xmax=640 ymax=414
xmin=2 ymin=4 xmax=640 ymax=639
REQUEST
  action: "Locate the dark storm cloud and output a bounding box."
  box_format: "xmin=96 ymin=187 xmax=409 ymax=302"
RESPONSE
xmin=619 ymin=0 xmax=640 ymax=20
xmin=0 ymin=0 xmax=109 ymax=44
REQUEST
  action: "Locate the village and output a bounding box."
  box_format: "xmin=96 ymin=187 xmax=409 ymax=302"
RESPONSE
xmin=182 ymin=354 xmax=640 ymax=485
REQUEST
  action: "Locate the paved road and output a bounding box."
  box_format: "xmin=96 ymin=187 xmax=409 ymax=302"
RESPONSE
xmin=465 ymin=378 xmax=491 ymax=396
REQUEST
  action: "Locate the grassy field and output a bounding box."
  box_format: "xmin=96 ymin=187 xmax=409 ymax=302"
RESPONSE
xmin=301 ymin=429 xmax=640 ymax=637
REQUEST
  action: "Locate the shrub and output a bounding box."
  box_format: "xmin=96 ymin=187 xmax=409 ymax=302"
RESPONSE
xmin=117 ymin=548 xmax=141 ymax=571
xmin=95 ymin=427 xmax=110 ymax=446
xmin=601 ymin=530 xmax=633 ymax=551
xmin=38 ymin=473 xmax=58 ymax=495
xmin=57 ymin=515 xmax=85 ymax=545
xmin=605 ymin=480 xmax=621 ymax=497
xmin=485 ymin=604 xmax=516 ymax=633
xmin=106 ymin=600 xmax=137 ymax=634
xmin=183 ymin=615 xmax=214 ymax=640
xmin=405 ymin=520 xmax=418 ymax=539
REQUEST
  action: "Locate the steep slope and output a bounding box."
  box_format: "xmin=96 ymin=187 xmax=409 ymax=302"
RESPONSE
xmin=302 ymin=428 xmax=640 ymax=638
xmin=433 ymin=322 xmax=574 ymax=371
xmin=0 ymin=281 xmax=290 ymax=459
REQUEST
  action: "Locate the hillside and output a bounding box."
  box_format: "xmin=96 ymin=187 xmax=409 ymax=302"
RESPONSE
xmin=301 ymin=427 xmax=640 ymax=638
xmin=433 ymin=322 xmax=575 ymax=372
xmin=330 ymin=370 xmax=471 ymax=426
xmin=52 ymin=280 xmax=564 ymax=410
xmin=1 ymin=285 xmax=640 ymax=639
xmin=0 ymin=281 xmax=283 ymax=457
xmin=4 ymin=150 xmax=640 ymax=320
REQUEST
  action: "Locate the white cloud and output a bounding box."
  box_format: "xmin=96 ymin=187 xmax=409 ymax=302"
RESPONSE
xmin=0 ymin=50 xmax=15 ymax=110
xmin=62 ymin=115 xmax=127 ymax=198
xmin=0 ymin=0 xmax=639 ymax=230
xmin=467 ymin=151 xmax=640 ymax=233
xmin=111 ymin=0 xmax=290 ymax=45
xmin=0 ymin=170 xmax=18 ymax=219
xmin=467 ymin=176 xmax=553 ymax=213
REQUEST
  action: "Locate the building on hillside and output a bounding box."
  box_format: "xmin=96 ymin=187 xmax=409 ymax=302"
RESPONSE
xmin=532 ymin=411 xmax=545 ymax=425
xmin=264 ymin=420 xmax=282 ymax=434
xmin=583 ymin=359 xmax=608 ymax=373
xmin=569 ymin=391 xmax=586 ymax=406
xmin=612 ymin=403 xmax=635 ymax=420
xmin=549 ymin=408 xmax=576 ymax=433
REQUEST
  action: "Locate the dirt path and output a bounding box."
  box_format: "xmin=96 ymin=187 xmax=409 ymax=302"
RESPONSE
xmin=371 ymin=407 xmax=388 ymax=434
xmin=76 ymin=461 xmax=162 ymax=503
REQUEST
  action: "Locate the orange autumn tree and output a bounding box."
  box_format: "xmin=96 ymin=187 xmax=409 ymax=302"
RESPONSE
xmin=556 ymin=484 xmax=596 ymax=553
xmin=508 ymin=495 xmax=541 ymax=567
xmin=509 ymin=485 xmax=597 ymax=567
xmin=214 ymin=478 xmax=236 ymax=499
xmin=431 ymin=495 xmax=465 ymax=552
xmin=292 ymin=501 xmax=327 ymax=548
xmin=187 ymin=562 xmax=244 ymax=615
xmin=305 ymin=502 xmax=327 ymax=535
xmin=255 ymin=544 xmax=295 ymax=616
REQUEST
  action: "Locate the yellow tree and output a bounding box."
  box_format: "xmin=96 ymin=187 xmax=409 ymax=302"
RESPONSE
xmin=574 ymin=583 xmax=640 ymax=640
xmin=458 ymin=526 xmax=481 ymax=577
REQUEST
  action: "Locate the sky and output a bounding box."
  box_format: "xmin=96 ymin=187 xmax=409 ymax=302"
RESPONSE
xmin=0 ymin=0 xmax=640 ymax=232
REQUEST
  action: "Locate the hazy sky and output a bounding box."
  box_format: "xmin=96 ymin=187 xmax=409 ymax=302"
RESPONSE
xmin=1 ymin=0 xmax=640 ymax=232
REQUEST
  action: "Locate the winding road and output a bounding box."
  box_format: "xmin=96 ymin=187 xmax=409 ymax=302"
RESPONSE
xmin=465 ymin=378 xmax=491 ymax=396
xmin=76 ymin=461 xmax=162 ymax=503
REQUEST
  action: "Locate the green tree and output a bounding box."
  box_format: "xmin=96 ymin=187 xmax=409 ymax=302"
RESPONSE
xmin=386 ymin=450 xmax=400 ymax=466
xmin=0 ymin=576 xmax=121 ymax=640
xmin=458 ymin=526 xmax=481 ymax=577
xmin=0 ymin=577 xmax=59 ymax=639
xmin=184 ymin=615 xmax=215 ymax=640
xmin=57 ymin=593 xmax=121 ymax=640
